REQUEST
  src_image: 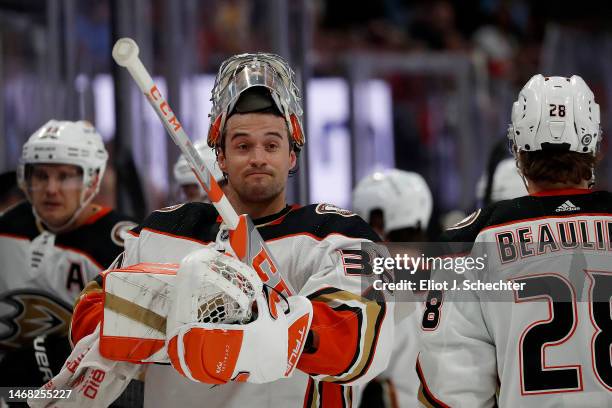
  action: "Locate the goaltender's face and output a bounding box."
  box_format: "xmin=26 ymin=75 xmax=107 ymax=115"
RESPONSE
xmin=218 ymin=113 xmax=296 ymax=205
xmin=27 ymin=164 xmax=85 ymax=228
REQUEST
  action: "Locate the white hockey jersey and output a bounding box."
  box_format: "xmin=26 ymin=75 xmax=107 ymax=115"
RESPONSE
xmin=417 ymin=189 xmax=612 ymax=408
xmin=71 ymin=202 xmax=395 ymax=408
xmin=0 ymin=202 xmax=135 ymax=353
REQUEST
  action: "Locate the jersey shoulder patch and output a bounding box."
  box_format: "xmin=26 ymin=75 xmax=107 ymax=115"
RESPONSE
xmin=110 ymin=220 xmax=139 ymax=246
xmin=314 ymin=203 xmax=356 ymax=217
xmin=440 ymin=205 xmax=496 ymax=244
xmin=447 ymin=209 xmax=481 ymax=230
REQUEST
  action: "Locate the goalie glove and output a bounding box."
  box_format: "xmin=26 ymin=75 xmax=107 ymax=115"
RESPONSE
xmin=167 ymin=294 xmax=313 ymax=384
xmin=165 ymin=248 xmax=312 ymax=384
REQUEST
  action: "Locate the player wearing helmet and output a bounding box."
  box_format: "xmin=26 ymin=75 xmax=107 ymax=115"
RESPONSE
xmin=60 ymin=53 xmax=393 ymax=408
xmin=353 ymin=169 xmax=433 ymax=408
xmin=173 ymin=141 xmax=224 ymax=202
xmin=353 ymin=169 xmax=433 ymax=241
xmin=417 ymin=75 xmax=612 ymax=407
xmin=476 ymin=157 xmax=528 ymax=206
xmin=0 ymin=120 xmax=138 ymax=395
xmin=173 ymin=142 xmax=224 ymax=203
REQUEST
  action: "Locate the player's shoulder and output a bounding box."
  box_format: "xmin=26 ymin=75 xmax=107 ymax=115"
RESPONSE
xmin=132 ymin=202 xmax=219 ymax=241
xmin=263 ymin=203 xmax=379 ymax=242
xmin=441 ymin=197 xmax=533 ymax=243
xmin=58 ymin=208 xmax=138 ymax=268
xmin=484 ymin=189 xmax=612 ymax=230
xmin=0 ymin=201 xmax=38 ymax=239
xmin=442 ymin=189 xmax=612 ymax=242
xmin=83 ymin=208 xmax=139 ymax=246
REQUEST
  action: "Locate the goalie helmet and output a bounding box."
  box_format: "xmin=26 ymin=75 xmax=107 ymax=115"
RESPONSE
xmin=508 ymin=74 xmax=601 ymax=156
xmin=173 ymin=141 xmax=223 ymax=185
xmin=207 ymin=53 xmax=304 ymax=149
xmin=352 ymin=169 xmax=432 ymax=233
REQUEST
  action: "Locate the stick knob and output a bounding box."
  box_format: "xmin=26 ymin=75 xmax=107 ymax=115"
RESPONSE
xmin=112 ymin=37 xmax=140 ymax=67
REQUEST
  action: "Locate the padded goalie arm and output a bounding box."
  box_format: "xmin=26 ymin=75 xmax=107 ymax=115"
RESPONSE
xmin=297 ymin=287 xmax=390 ymax=386
xmin=71 ymin=277 xmax=105 ymax=345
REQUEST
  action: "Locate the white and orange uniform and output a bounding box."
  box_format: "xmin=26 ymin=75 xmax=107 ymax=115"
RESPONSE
xmin=72 ymin=202 xmax=394 ymax=408
xmin=418 ymin=189 xmax=612 ymax=408
xmin=0 ymin=201 xmax=134 ymax=354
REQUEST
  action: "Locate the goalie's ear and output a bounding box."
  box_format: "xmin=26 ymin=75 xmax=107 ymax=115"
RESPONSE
xmin=289 ymin=149 xmax=297 ymax=171
xmin=217 ymin=148 xmax=227 ymax=173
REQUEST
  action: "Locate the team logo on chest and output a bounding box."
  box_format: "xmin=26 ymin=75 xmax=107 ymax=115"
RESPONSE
xmin=0 ymin=290 xmax=72 ymax=350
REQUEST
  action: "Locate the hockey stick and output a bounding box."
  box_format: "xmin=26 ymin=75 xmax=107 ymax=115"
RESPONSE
xmin=112 ymin=37 xmax=294 ymax=298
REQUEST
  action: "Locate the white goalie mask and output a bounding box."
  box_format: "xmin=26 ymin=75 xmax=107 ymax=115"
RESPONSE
xmin=207 ymin=53 xmax=305 ymax=149
xmin=353 ymin=169 xmax=433 ymax=233
xmin=173 ymin=141 xmax=223 ymax=185
xmin=17 ymin=120 xmax=108 ymax=231
xmin=508 ymin=74 xmax=601 ymax=156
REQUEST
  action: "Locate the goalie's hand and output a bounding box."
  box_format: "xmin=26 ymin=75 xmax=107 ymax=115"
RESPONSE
xmin=167 ymin=293 xmax=313 ymax=384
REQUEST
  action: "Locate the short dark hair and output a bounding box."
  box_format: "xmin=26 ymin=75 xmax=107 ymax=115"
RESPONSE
xmin=517 ymin=150 xmax=598 ymax=185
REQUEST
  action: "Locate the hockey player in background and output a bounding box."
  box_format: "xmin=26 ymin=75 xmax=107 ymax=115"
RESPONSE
xmin=353 ymin=169 xmax=432 ymax=242
xmin=417 ymin=75 xmax=612 ymax=407
xmin=173 ymin=141 xmax=224 ymax=203
xmin=47 ymin=53 xmax=393 ymax=408
xmin=0 ymin=171 xmax=24 ymax=214
xmin=354 ymin=169 xmax=433 ymax=407
xmin=0 ymin=121 xmax=139 ymax=401
xmin=475 ymin=157 xmax=528 ymax=206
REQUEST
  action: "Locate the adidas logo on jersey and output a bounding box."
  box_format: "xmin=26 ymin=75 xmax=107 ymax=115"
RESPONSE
xmin=555 ymin=200 xmax=580 ymax=212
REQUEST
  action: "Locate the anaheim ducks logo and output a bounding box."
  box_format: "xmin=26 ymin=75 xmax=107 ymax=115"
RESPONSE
xmin=156 ymin=203 xmax=186 ymax=213
xmin=0 ymin=290 xmax=72 ymax=350
xmin=447 ymin=209 xmax=481 ymax=231
xmin=111 ymin=220 xmax=139 ymax=246
xmin=315 ymin=203 xmax=356 ymax=217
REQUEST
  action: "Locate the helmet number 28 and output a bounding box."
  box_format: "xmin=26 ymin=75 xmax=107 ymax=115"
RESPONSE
xmin=549 ymin=104 xmax=566 ymax=117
